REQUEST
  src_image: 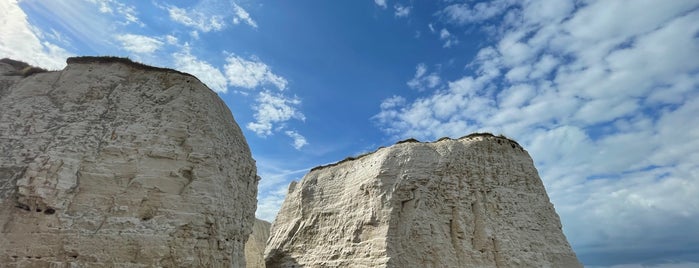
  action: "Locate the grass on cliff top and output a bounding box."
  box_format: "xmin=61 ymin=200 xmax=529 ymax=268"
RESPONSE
xmin=1 ymin=58 xmax=49 ymax=77
xmin=66 ymin=56 xmax=199 ymax=80
xmin=309 ymin=132 xmax=521 ymax=172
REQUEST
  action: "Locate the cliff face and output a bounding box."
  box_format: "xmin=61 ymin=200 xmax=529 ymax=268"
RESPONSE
xmin=265 ymin=135 xmax=581 ymax=268
xmin=245 ymin=219 xmax=272 ymax=268
xmin=0 ymin=57 xmax=258 ymax=267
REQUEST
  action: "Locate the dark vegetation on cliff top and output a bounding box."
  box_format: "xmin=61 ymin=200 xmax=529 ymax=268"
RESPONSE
xmin=309 ymin=132 xmax=522 ymax=172
xmin=67 ymin=56 xmax=199 ymax=80
xmin=2 ymin=56 xmax=202 ymax=82
xmin=1 ymin=58 xmax=49 ymax=77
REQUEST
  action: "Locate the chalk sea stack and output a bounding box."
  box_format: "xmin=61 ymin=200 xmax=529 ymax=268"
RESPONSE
xmin=265 ymin=134 xmax=581 ymax=268
xmin=0 ymin=57 xmax=258 ymax=267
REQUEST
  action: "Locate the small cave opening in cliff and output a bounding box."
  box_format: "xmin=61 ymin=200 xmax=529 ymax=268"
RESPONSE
xmin=15 ymin=203 xmax=30 ymax=211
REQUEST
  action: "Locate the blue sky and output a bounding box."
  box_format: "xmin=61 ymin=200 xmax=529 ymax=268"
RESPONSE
xmin=2 ymin=0 xmax=699 ymax=267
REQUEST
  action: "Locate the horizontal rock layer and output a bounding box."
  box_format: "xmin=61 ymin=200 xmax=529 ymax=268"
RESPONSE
xmin=265 ymin=134 xmax=581 ymax=268
xmin=0 ymin=57 xmax=258 ymax=267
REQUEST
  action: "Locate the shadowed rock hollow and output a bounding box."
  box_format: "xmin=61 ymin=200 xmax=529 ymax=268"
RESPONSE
xmin=265 ymin=134 xmax=582 ymax=268
xmin=0 ymin=57 xmax=258 ymax=267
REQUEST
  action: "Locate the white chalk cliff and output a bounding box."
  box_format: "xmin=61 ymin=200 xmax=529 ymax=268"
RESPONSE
xmin=265 ymin=135 xmax=582 ymax=267
xmin=0 ymin=57 xmax=258 ymax=267
xmin=245 ymin=219 xmax=272 ymax=268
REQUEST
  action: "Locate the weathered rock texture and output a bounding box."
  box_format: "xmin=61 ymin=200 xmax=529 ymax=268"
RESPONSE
xmin=245 ymin=219 xmax=272 ymax=268
xmin=265 ymin=134 xmax=581 ymax=268
xmin=0 ymin=57 xmax=258 ymax=267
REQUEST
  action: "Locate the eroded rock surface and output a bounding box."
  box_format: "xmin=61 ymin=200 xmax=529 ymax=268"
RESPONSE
xmin=245 ymin=219 xmax=272 ymax=268
xmin=0 ymin=57 xmax=258 ymax=267
xmin=265 ymin=134 xmax=581 ymax=268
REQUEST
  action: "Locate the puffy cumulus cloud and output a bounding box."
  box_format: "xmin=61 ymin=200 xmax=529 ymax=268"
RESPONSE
xmin=222 ymin=53 xmax=306 ymax=147
xmin=407 ymin=63 xmax=441 ymax=91
xmin=114 ymin=34 xmax=163 ymax=54
xmin=285 ymin=130 xmax=308 ymax=150
xmin=224 ymin=54 xmax=288 ymax=90
xmin=247 ymin=90 xmax=305 ymax=137
xmin=0 ymin=0 xmax=73 ymax=69
xmin=172 ymin=48 xmax=228 ymax=93
xmin=376 ymin=1 xmax=699 ymax=265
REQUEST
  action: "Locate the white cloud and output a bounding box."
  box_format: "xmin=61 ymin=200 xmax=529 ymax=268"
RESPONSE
xmin=232 ymin=3 xmax=258 ymax=28
xmin=247 ymin=91 xmax=305 ymax=136
xmin=439 ymin=28 xmax=458 ymax=48
xmin=407 ymin=63 xmax=441 ymax=91
xmin=114 ymin=34 xmax=163 ymax=54
xmin=167 ymin=5 xmax=225 ymax=32
xmin=376 ymin=1 xmax=699 ymax=265
xmin=0 ymin=0 xmax=72 ymax=70
xmin=394 ymin=4 xmax=411 ymax=18
xmin=172 ymin=48 xmax=228 ymax=93
xmin=190 ymin=31 xmax=200 ymax=40
xmin=255 ymin=159 xmax=310 ymax=221
xmin=14 ymin=1 xmax=134 ymax=53
xmin=164 ymin=1 xmax=258 ymax=31
xmin=285 ymin=130 xmax=308 ymax=150
xmin=224 ymin=54 xmax=288 ymax=90
xmin=256 ymin=184 xmax=289 ymax=222
xmin=86 ymin=0 xmax=142 ymax=26
xmin=165 ymin=35 xmax=178 ymax=45
xmin=443 ymin=0 xmax=516 ymax=24
xmin=374 ymin=0 xmax=387 ymax=9
xmin=380 ymin=95 xmax=406 ymax=110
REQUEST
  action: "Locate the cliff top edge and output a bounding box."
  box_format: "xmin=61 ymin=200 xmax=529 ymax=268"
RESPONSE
xmin=309 ymin=132 xmax=523 ymax=172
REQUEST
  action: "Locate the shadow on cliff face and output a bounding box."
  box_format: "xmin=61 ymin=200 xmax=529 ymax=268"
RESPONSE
xmin=264 ymin=251 xmax=301 ymax=268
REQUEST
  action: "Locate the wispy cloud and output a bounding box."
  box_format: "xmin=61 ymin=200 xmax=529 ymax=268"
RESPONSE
xmin=247 ymin=90 xmax=305 ymax=137
xmin=86 ymin=0 xmax=142 ymax=26
xmin=407 ymin=63 xmax=441 ymax=91
xmin=374 ymin=0 xmax=387 ymax=9
xmin=114 ymin=34 xmax=163 ymax=54
xmin=166 ymin=5 xmax=225 ymax=33
xmin=442 ymin=0 xmax=516 ymax=24
xmin=285 ymin=130 xmax=308 ymax=150
xmin=232 ymin=3 xmax=257 ymax=28
xmin=224 ymin=54 xmax=288 ymax=90
xmin=256 ymin=159 xmax=311 ymax=221
xmin=376 ymin=1 xmax=699 ymax=265
xmin=164 ymin=1 xmax=257 ymax=32
xmin=439 ymin=28 xmax=458 ymax=48
xmin=394 ymin=4 xmax=411 ymax=18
